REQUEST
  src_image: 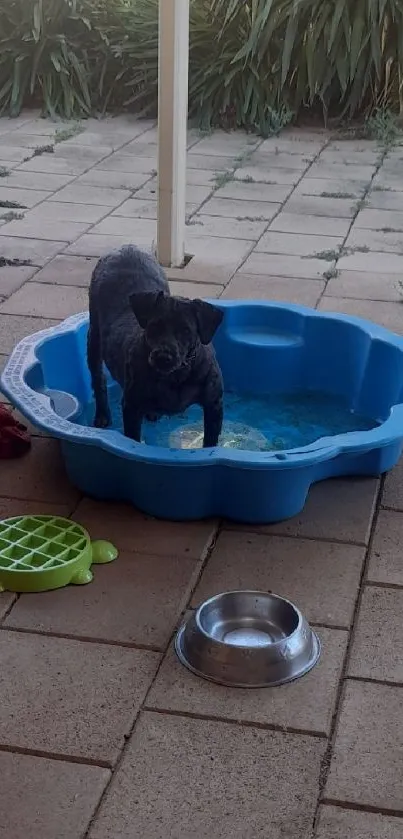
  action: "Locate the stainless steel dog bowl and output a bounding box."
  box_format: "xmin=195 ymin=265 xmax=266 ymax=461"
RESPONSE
xmin=175 ymin=591 xmax=320 ymax=688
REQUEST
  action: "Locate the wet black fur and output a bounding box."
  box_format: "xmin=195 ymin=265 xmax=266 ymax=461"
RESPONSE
xmin=87 ymin=245 xmax=224 ymax=447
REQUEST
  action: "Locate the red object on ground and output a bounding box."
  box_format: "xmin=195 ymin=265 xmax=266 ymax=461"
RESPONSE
xmin=0 ymin=405 xmax=31 ymax=459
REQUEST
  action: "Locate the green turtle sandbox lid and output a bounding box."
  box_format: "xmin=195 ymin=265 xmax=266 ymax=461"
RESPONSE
xmin=0 ymin=515 xmax=118 ymax=593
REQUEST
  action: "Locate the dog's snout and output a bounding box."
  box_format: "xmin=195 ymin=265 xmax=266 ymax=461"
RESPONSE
xmin=149 ymin=347 xmax=177 ymax=372
xmin=155 ymin=354 xmax=172 ymax=370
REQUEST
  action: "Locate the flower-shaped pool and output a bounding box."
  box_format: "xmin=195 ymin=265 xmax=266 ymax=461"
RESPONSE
xmin=2 ymin=302 xmax=403 ymax=523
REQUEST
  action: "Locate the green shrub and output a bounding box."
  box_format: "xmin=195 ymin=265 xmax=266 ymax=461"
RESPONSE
xmin=272 ymin=0 xmax=403 ymax=120
xmin=0 ymin=0 xmax=402 ymax=132
xmin=0 ymin=0 xmax=122 ymax=117
xmin=118 ymin=0 xmax=403 ymax=132
xmin=107 ymin=0 xmax=293 ymax=133
xmin=188 ymin=0 xmax=403 ymax=128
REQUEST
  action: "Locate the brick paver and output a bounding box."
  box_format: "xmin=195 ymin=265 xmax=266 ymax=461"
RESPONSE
xmin=319 ymin=296 xmax=403 ymax=333
xmin=348 ymin=585 xmax=403 ymax=682
xmin=0 ymin=752 xmax=110 ymax=839
xmin=88 ymin=712 xmax=324 ymax=839
xmin=0 ymin=112 xmax=402 ymax=835
xmin=146 ymin=626 xmax=347 ymax=736
xmin=367 ymin=508 xmax=403 ymax=585
xmin=0 ymin=630 xmax=159 ymax=765
xmin=263 ymin=476 xmax=379 ymax=544
xmin=222 ymin=273 xmax=324 ymax=305
xmin=0 ymin=281 xmax=88 ymax=317
xmin=192 ymin=531 xmax=365 ymax=627
xmin=316 ymin=807 xmax=403 ymax=839
xmin=325 ymin=681 xmax=403 ymax=810
xmin=325 ymin=269 xmax=401 ymax=301
xmin=73 ymin=497 xmax=217 ymax=559
xmin=0 ymin=437 xmax=79 ymax=505
xmin=5 ymin=550 xmax=199 ymax=649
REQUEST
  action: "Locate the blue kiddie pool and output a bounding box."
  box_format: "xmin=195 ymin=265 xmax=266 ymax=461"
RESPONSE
xmin=2 ymin=302 xmax=403 ymax=523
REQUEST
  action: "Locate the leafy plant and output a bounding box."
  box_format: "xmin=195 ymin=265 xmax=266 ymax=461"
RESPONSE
xmin=115 ymin=0 xmax=403 ymax=131
xmin=365 ymin=108 xmax=401 ymax=144
xmin=280 ymin=0 xmax=403 ymax=120
xmin=208 ymin=0 xmax=403 ymax=123
xmin=0 ymin=0 xmax=119 ymax=117
xmin=0 ymin=0 xmax=402 ymax=131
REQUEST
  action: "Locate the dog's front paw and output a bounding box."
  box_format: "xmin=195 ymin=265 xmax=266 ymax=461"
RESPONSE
xmin=94 ymin=412 xmax=111 ymax=429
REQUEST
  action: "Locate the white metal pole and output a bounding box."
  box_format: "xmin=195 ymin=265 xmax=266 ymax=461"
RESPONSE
xmin=157 ymin=0 xmax=190 ymax=267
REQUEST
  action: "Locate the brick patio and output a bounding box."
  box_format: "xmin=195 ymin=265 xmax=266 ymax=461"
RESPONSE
xmin=0 ymin=113 xmax=402 ymax=838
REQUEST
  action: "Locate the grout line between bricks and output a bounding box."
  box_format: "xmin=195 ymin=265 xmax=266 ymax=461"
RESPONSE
xmin=1 ymin=124 xmax=257 ymax=290
xmin=213 ymin=137 xmax=333 ymax=296
xmin=347 ymin=674 xmax=403 ymax=689
xmin=321 ymin=797 xmax=403 ymax=820
xmin=0 ymin=120 xmax=160 ymax=284
xmin=0 ymin=624 xmax=164 ymax=653
xmin=142 ymin=706 xmax=328 ymax=739
xmin=0 ymin=599 xmax=352 ymax=649
xmin=185 ymin=136 xmax=264 ymax=221
xmin=310 ymin=474 xmax=384 ymax=838
xmin=2 ymin=129 xmax=333 ymax=295
xmin=365 ymin=579 xmax=403 ymax=590
xmin=0 ymin=741 xmax=112 ymax=769
xmin=0 ymin=116 xmax=41 ymax=139
xmin=315 ymin=142 xmax=391 ymax=309
xmin=82 ymin=519 xmax=221 ymax=838
xmin=0 ymin=593 xmax=17 ymax=625
xmin=310 ymin=622 xmax=351 ymax=632
xmin=222 ymin=524 xmax=371 ymax=548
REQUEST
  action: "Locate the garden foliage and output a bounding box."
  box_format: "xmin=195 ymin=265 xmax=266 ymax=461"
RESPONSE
xmin=0 ymin=0 xmax=401 ymax=132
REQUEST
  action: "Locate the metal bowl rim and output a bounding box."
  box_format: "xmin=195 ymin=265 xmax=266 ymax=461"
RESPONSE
xmin=175 ymin=622 xmax=321 ymax=688
xmin=193 ymin=590 xmax=304 ymax=649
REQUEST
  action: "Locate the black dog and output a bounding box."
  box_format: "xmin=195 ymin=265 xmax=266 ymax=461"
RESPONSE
xmin=87 ymin=245 xmax=224 ymax=447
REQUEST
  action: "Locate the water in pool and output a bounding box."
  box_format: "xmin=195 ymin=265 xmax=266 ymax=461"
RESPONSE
xmin=79 ymin=387 xmax=377 ymax=451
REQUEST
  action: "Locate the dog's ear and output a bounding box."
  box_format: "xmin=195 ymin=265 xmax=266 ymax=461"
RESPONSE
xmin=192 ymin=300 xmax=224 ymax=345
xmin=129 ymin=291 xmax=165 ymax=328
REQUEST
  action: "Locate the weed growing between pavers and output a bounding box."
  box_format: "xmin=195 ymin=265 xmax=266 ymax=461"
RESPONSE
xmin=354 ymin=198 xmax=368 ymax=213
xmin=337 ymin=109 xmax=403 ymax=143
xmin=0 ymin=257 xmax=31 ymax=267
xmin=0 ymin=200 xmax=26 ymax=210
xmin=212 ymin=171 xmax=234 ymax=188
xmin=365 ymin=109 xmax=402 ymax=146
xmin=312 ymin=245 xmax=370 ymax=261
xmin=0 ymin=211 xmax=24 ymax=221
xmin=322 ymin=266 xmax=340 ymax=280
xmin=32 ymin=144 xmax=54 ymax=156
xmin=235 ymin=215 xmax=266 ymax=222
xmin=20 ymin=129 xmax=79 ymax=165
xmin=54 ymin=124 xmax=83 ymax=143
xmin=313 ymin=247 xmax=344 ymax=261
xmin=320 ymin=191 xmax=358 ymax=199
xmin=316 ymin=121 xmax=401 ymax=289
